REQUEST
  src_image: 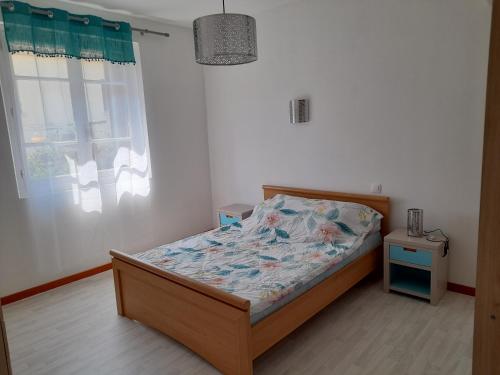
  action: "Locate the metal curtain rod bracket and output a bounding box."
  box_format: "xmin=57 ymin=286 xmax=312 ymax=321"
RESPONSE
xmin=0 ymin=2 xmax=170 ymax=37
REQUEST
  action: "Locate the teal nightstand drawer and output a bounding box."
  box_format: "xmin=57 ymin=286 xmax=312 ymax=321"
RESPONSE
xmin=219 ymin=213 xmax=241 ymax=226
xmin=389 ymin=245 xmax=432 ymax=267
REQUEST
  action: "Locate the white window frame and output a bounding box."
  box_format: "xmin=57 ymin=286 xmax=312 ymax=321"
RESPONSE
xmin=0 ymin=25 xmax=28 ymax=197
xmin=0 ymin=24 xmax=151 ymax=199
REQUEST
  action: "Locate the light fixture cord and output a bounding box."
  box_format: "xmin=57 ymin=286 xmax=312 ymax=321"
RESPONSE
xmin=222 ymin=0 xmax=226 ymax=14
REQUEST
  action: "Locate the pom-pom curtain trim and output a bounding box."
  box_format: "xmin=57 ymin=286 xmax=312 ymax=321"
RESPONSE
xmin=0 ymin=1 xmax=135 ymax=64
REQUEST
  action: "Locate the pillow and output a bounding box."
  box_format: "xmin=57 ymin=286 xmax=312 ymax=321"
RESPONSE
xmin=243 ymin=194 xmax=383 ymax=245
xmin=242 ymin=194 xmax=305 ymax=240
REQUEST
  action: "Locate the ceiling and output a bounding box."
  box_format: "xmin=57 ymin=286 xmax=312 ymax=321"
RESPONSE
xmin=60 ymin=0 xmax=299 ymax=26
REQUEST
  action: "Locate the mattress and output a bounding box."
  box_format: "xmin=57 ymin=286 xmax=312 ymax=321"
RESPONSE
xmin=250 ymin=232 xmax=381 ymax=323
xmin=133 ymin=225 xmax=381 ymax=324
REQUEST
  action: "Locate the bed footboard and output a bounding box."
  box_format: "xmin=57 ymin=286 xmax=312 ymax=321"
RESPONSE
xmin=111 ymin=253 xmax=253 ymax=375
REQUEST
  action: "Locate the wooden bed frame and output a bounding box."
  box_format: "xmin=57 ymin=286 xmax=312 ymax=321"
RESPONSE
xmin=110 ymin=185 xmax=390 ymax=374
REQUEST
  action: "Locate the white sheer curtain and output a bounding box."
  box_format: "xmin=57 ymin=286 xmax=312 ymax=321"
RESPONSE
xmin=0 ymin=41 xmax=155 ymax=273
xmin=7 ymin=43 xmax=151 ymax=211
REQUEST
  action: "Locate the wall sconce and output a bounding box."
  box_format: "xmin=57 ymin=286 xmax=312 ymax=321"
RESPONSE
xmin=290 ymin=98 xmax=310 ymax=124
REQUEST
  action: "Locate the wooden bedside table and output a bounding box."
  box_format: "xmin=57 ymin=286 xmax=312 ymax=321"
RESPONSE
xmin=217 ymin=204 xmax=254 ymax=227
xmin=383 ymin=228 xmax=448 ymax=305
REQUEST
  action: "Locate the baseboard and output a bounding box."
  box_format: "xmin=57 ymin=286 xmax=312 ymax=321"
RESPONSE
xmin=447 ymin=282 xmax=476 ymax=296
xmin=0 ymin=263 xmax=112 ymax=305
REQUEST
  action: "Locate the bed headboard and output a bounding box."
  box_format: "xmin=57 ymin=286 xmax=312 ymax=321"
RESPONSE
xmin=262 ymin=185 xmax=391 ymax=237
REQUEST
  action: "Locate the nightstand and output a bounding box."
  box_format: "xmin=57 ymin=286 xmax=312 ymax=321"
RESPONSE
xmin=383 ymin=228 xmax=448 ymax=305
xmin=217 ymin=204 xmax=254 ymax=227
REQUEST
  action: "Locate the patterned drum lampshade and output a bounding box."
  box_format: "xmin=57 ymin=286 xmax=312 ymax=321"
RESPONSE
xmin=193 ymin=3 xmax=257 ymax=66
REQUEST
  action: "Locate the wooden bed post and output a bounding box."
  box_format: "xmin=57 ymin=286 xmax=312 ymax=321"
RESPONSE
xmin=237 ymin=312 xmax=253 ymax=375
xmin=112 ymin=258 xmax=124 ymax=316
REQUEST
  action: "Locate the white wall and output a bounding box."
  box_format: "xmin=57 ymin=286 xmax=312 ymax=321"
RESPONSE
xmin=0 ymin=1 xmax=213 ymax=296
xmin=204 ymin=0 xmax=491 ymax=287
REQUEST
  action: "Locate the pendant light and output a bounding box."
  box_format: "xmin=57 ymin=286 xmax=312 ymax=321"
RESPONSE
xmin=193 ymin=0 xmax=257 ymax=65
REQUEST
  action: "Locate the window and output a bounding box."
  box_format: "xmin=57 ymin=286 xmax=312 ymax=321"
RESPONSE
xmin=0 ymin=37 xmax=151 ymax=203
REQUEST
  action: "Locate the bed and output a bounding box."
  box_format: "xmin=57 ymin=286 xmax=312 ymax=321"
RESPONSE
xmin=110 ymin=185 xmax=390 ymax=374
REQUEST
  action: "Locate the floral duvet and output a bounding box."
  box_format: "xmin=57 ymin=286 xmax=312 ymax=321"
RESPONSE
xmin=134 ymin=194 xmax=383 ymax=319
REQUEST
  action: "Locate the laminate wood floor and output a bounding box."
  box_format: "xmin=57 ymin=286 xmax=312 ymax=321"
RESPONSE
xmin=3 ymin=271 xmax=474 ymax=375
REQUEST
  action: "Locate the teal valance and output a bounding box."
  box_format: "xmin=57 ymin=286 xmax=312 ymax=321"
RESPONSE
xmin=0 ymin=1 xmax=135 ymax=64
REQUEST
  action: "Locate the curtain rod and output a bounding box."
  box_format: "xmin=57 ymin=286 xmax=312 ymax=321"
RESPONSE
xmin=0 ymin=2 xmax=170 ymax=37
